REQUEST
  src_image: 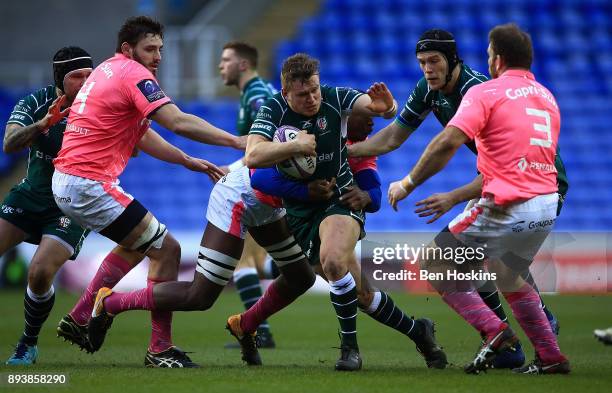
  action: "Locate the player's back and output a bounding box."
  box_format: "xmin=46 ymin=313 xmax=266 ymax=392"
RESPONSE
xmin=451 ymin=69 xmax=560 ymax=205
xmin=54 ymin=53 xmax=170 ymax=183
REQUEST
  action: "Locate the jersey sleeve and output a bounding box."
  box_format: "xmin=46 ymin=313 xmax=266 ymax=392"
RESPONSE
xmin=124 ymin=65 xmax=172 ymax=118
xmin=337 ymin=87 xmax=364 ymax=114
xmin=394 ymin=78 xmax=431 ymax=131
xmin=7 ymin=91 xmax=42 ymax=127
xmin=249 ymin=96 xmax=281 ymax=140
xmin=446 ymin=86 xmax=489 ymax=140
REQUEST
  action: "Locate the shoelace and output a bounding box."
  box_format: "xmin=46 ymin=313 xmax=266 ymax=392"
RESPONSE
xmin=170 ymin=348 xmax=195 ymax=361
xmin=12 ymin=343 xmax=29 ymax=359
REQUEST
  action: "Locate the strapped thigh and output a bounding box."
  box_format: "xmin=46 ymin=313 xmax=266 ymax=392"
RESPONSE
xmin=195 ymin=247 xmax=240 ymax=286
xmin=263 ymin=235 xmax=306 ymax=267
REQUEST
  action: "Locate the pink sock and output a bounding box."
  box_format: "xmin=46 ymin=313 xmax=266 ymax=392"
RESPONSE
xmin=240 ymin=281 xmax=293 ymax=334
xmin=147 ymin=278 xmax=173 ymax=353
xmin=70 ymin=252 xmax=133 ymax=325
xmin=104 ymin=285 xmax=154 ymax=315
xmin=441 ymin=290 xmax=505 ymax=339
xmin=504 ymin=284 xmax=566 ymax=364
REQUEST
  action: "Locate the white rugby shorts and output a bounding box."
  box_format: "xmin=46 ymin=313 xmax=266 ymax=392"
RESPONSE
xmin=52 ymin=170 xmax=134 ymax=232
xmin=206 ymin=166 xmax=285 ymax=239
xmin=448 ymin=192 xmax=559 ymax=266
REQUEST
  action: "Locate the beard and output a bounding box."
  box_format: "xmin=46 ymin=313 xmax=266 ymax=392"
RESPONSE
xmin=133 ymin=51 xmax=157 ymax=77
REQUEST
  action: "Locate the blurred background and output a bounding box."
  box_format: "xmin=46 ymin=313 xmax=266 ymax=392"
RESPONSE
xmin=0 ymin=0 xmax=610 ymax=292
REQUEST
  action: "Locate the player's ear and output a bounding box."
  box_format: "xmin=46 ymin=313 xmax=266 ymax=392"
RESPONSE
xmin=120 ymin=42 xmax=133 ymax=58
xmin=239 ymin=58 xmax=249 ymax=72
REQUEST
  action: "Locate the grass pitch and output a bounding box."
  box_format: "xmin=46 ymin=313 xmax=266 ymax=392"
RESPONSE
xmin=1 ymin=290 xmax=611 ymax=392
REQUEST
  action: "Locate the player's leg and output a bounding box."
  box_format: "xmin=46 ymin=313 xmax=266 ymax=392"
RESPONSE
xmin=519 ymin=269 xmax=559 ymax=334
xmin=95 ymin=222 xmax=242 ymax=313
xmin=469 ymin=190 xmax=559 ymax=339
xmin=89 ymin=222 xmax=242 ymax=367
xmin=52 ymin=172 xmax=185 ymax=362
xmin=238 ymin=218 xmax=316 ymax=330
xmin=60 ymin=244 xmax=143 ymax=351
xmin=230 ymin=234 xmax=275 ymax=348
xmin=421 ymin=226 xmax=515 ymax=374
xmin=87 ymin=172 xmax=252 ymax=365
xmin=319 ymin=214 xmax=362 ymax=371
xmin=490 ymin=260 xmax=569 ymax=374
xmin=0 ymin=218 xmax=27 ymax=254
xmin=5 ymin=236 xmax=70 ymax=365
xmin=346 ymin=255 xmax=448 ymax=369
xmin=487 ymin=197 xmax=569 ymax=375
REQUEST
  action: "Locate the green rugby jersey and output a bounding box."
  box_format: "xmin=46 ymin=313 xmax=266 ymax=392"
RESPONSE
xmin=237 ymin=77 xmax=277 ymax=136
xmin=250 ymin=85 xmax=364 ymax=217
xmin=395 ymin=64 xmax=568 ymax=196
xmin=6 ymin=85 xmax=64 ymax=202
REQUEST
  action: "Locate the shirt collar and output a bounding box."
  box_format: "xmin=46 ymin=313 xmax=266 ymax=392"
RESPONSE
xmin=500 ymin=69 xmax=535 ymax=80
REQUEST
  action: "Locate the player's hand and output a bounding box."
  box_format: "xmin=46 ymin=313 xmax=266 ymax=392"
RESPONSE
xmin=184 ymin=156 xmax=225 ymax=182
xmin=219 ymin=165 xmax=231 ymax=175
xmin=294 ymin=131 xmax=316 ymax=156
xmin=415 ymin=192 xmax=458 ymax=224
xmin=388 ymin=180 xmax=411 ymax=211
xmin=38 ymin=95 xmax=70 ymax=132
xmin=366 ymin=82 xmax=394 ymax=115
xmin=308 ymin=177 xmax=336 ymax=201
xmin=339 ymin=186 xmax=371 ymax=210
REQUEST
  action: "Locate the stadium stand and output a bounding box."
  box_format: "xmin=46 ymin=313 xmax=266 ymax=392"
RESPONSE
xmin=1 ymin=0 xmax=610 ymax=231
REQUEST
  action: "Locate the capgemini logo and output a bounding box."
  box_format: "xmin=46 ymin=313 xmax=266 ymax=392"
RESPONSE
xmin=517 ymin=158 xmax=527 ymax=172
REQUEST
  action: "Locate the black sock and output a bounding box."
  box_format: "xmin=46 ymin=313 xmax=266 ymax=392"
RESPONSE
xmin=21 ymin=286 xmax=55 ymax=345
xmin=361 ymin=291 xmax=423 ymax=341
xmin=329 ymin=272 xmax=358 ymax=349
xmin=521 ymin=270 xmax=552 ymax=318
xmin=478 ymin=280 xmax=508 ymax=323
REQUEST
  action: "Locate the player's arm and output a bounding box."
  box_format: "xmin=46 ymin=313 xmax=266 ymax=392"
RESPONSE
xmin=415 ymin=174 xmax=482 ymax=223
xmin=250 ymin=167 xmax=309 ymax=201
xmin=251 ymin=167 xmax=336 ymax=202
xmin=351 ymin=82 xmax=398 ymax=119
xmin=245 ymin=133 xmax=315 ymax=168
xmin=348 ymin=121 xmax=410 ymax=157
xmin=388 ymin=126 xmax=469 ymax=210
xmin=3 ymin=95 xmax=69 ymax=153
xmin=137 ymin=128 xmax=224 ymax=181
xmin=150 ymin=103 xmax=244 ymax=150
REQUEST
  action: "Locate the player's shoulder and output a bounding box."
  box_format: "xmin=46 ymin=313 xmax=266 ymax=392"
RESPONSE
xmin=266 ymin=91 xmax=287 ymax=111
xmin=26 ymin=85 xmax=57 ymax=113
xmin=324 ymin=85 xmax=362 ymax=108
xmin=110 ymin=54 xmax=155 ymax=82
xmin=457 ymin=64 xmax=489 ymax=96
xmin=254 ymin=91 xmax=286 ymax=122
xmin=245 ymin=77 xmax=276 ymax=96
xmin=410 ymin=77 xmax=433 ymax=103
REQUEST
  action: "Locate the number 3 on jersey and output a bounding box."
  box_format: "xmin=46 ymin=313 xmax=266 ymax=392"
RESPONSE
xmin=75 ymin=82 xmax=96 ymax=114
xmin=526 ymin=107 xmax=552 ymax=148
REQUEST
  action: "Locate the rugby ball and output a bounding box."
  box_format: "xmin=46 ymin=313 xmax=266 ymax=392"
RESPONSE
xmin=273 ymin=125 xmax=316 ymax=179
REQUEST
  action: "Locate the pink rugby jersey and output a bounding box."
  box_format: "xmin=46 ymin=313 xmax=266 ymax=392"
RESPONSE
xmin=447 ymin=69 xmax=560 ymax=206
xmin=54 ymin=53 xmax=171 ymax=182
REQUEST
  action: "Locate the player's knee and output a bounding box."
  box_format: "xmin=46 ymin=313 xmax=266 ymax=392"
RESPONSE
xmin=161 ymin=236 xmax=181 ymax=266
xmin=27 ymin=264 xmax=54 ymax=293
xmin=321 ymin=257 xmax=346 ymax=281
xmin=294 ymin=269 xmax=316 ymax=295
